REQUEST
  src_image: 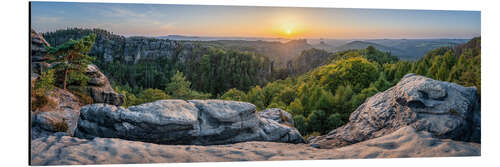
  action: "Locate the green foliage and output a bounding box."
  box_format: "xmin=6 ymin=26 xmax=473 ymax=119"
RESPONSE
xmin=135 ymin=88 xmax=170 ymax=104
xmin=32 ymin=69 xmax=56 ymax=111
xmin=293 ymin=115 xmax=307 ymax=135
xmin=219 ymin=38 xmax=480 ymax=137
xmin=315 ymin=57 xmax=379 ymax=92
xmin=221 ymin=88 xmax=248 ymax=101
xmin=327 ymin=114 xmax=344 ymax=130
xmin=46 ymin=34 xmax=96 ymax=90
xmin=34 ymin=69 xmax=55 ymax=95
xmin=307 ymin=110 xmax=328 ymax=134
xmin=165 ymin=71 xmax=211 ymax=100
xmin=246 ymin=86 xmax=266 ymax=110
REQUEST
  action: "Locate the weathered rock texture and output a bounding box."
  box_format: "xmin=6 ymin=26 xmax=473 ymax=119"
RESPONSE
xmin=258 ymin=108 xmax=294 ymax=126
xmin=31 ymin=29 xmax=51 ymax=74
xmin=84 ymin=64 xmax=124 ymax=106
xmin=31 ymin=126 xmax=479 ymax=165
xmin=31 ymin=29 xmax=124 ymax=139
xmin=309 ymin=74 xmax=481 ymax=149
xmin=74 ymin=100 xmax=304 ymax=145
xmin=31 ymin=88 xmax=82 ymax=139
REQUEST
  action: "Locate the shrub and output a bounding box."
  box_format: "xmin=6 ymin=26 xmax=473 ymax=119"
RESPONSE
xmin=136 ymin=88 xmax=170 ymax=104
xmin=293 ymin=115 xmax=307 ymax=135
xmin=53 ymin=119 xmax=69 ymax=132
xmin=32 ymin=69 xmax=56 ymax=111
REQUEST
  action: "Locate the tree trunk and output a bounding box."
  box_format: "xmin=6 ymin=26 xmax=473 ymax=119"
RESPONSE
xmin=63 ymin=67 xmax=68 ymax=90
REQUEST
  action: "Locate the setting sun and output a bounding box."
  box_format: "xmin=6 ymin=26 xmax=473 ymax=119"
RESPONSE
xmin=285 ymin=29 xmax=292 ymax=35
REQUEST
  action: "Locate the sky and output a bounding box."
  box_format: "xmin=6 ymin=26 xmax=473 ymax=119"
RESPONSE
xmin=30 ymin=2 xmax=481 ymax=39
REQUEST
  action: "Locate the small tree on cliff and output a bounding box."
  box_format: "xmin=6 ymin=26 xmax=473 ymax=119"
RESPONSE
xmin=46 ymin=34 xmax=96 ymax=90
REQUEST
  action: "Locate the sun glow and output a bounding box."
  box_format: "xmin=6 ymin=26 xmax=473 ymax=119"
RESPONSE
xmin=285 ymin=29 xmax=292 ymax=35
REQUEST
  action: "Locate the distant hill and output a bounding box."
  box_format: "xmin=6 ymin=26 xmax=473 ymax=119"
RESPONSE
xmin=333 ymin=39 xmax=469 ymax=60
xmin=365 ymin=39 xmax=469 ymax=60
xmin=335 ymin=41 xmax=404 ymax=53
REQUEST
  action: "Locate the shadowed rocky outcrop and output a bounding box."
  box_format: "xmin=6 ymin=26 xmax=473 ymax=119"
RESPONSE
xmin=309 ymin=74 xmax=481 ymax=149
xmin=83 ymin=64 xmax=124 ymax=106
xmin=31 ymin=88 xmax=81 ymax=139
xmin=74 ymin=100 xmax=305 ymax=145
xmin=31 ymin=29 xmax=51 ymax=74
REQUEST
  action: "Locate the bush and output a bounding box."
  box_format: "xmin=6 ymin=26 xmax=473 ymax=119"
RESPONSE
xmin=327 ymin=114 xmax=344 ymax=130
xmin=32 ymin=94 xmax=49 ymax=111
xmin=293 ymin=115 xmax=307 ymax=135
xmin=32 ymin=69 xmax=56 ymax=111
xmin=53 ymin=119 xmax=69 ymax=132
xmin=136 ymin=88 xmax=170 ymax=104
xmin=34 ymin=69 xmax=55 ymax=95
xmin=307 ymin=110 xmax=328 ymax=134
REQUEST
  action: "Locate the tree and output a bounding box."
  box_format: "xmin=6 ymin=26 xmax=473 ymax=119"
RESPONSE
xmin=374 ymin=72 xmax=391 ymax=91
xmin=246 ymin=86 xmax=265 ymax=110
xmin=46 ymin=34 xmax=96 ymax=90
xmin=136 ymin=88 xmax=170 ymax=104
xmin=165 ymin=71 xmax=211 ymax=100
xmin=293 ymin=115 xmax=308 ymax=135
xmin=307 ymin=110 xmax=328 ymax=134
xmin=327 ymin=114 xmax=344 ymax=130
xmin=288 ymin=98 xmax=305 ymax=116
xmin=315 ymin=57 xmax=379 ymax=93
xmin=221 ymin=88 xmax=247 ymax=101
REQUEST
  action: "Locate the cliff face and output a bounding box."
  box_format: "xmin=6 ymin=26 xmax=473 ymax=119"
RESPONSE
xmin=43 ymin=29 xmax=181 ymax=64
xmin=31 ymin=29 xmax=51 ymax=74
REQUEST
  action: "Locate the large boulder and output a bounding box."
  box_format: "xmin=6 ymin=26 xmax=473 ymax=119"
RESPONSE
xmin=31 ymin=88 xmax=82 ymax=139
xmin=74 ymin=100 xmax=305 ymax=145
xmin=84 ymin=64 xmax=124 ymax=106
xmin=309 ymin=74 xmax=480 ymax=149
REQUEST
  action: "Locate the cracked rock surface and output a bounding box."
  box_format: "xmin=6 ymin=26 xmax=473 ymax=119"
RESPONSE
xmin=74 ymin=100 xmax=305 ymax=145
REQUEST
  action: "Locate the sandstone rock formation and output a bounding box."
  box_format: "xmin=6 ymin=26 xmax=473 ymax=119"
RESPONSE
xmin=84 ymin=64 xmax=124 ymax=106
xmin=31 ymin=29 xmax=50 ymax=74
xmin=309 ymin=73 xmax=481 ymax=149
xmin=30 ymin=29 xmax=124 ymax=106
xmin=31 ymin=126 xmax=479 ymax=165
xmin=31 ymin=88 xmax=81 ymax=139
xmin=31 ymin=29 xmax=124 ymax=139
xmin=74 ymin=100 xmax=305 ymax=145
xmin=258 ymin=108 xmax=294 ymax=126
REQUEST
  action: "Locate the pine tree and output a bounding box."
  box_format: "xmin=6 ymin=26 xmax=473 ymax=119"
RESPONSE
xmin=46 ymin=34 xmax=96 ymax=90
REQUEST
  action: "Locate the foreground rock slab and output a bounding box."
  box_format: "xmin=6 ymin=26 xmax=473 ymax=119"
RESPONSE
xmin=31 ymin=126 xmax=479 ymax=166
xmin=310 ymin=74 xmax=481 ymax=148
xmin=75 ymin=100 xmax=304 ymax=145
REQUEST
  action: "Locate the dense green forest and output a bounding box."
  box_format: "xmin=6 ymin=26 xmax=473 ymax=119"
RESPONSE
xmin=221 ymin=38 xmax=480 ymax=136
xmin=41 ymin=30 xmax=480 ymax=137
xmin=43 ymin=28 xmax=273 ymax=102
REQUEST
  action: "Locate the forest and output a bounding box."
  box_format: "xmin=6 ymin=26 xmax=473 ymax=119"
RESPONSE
xmin=38 ymin=30 xmax=481 ymax=137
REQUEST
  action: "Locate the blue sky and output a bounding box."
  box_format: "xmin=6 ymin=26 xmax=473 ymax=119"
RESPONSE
xmin=30 ymin=2 xmax=481 ymax=39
